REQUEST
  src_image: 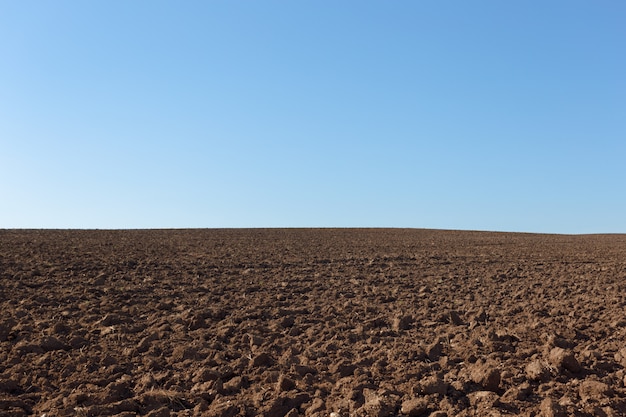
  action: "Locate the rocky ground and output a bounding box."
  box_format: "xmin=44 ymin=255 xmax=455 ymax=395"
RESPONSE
xmin=1 ymin=228 xmax=626 ymax=416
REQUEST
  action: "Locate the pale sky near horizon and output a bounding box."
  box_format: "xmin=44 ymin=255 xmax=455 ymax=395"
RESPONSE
xmin=1 ymin=1 xmax=625 ymax=233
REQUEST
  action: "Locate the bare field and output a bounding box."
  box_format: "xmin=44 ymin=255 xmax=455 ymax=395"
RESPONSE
xmin=1 ymin=229 xmax=626 ymax=416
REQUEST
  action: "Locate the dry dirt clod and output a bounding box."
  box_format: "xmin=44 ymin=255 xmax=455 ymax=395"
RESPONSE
xmin=207 ymin=400 xmax=239 ymax=417
xmin=578 ymin=380 xmax=612 ymax=403
xmin=539 ymin=397 xmax=565 ymax=417
xmin=359 ymin=388 xmax=397 ymax=417
xmin=467 ymin=390 xmax=500 ymax=408
xmin=38 ymin=335 xmax=68 ymax=351
xmin=525 ymin=359 xmax=551 ymax=382
xmin=276 ymin=374 xmax=296 ymax=392
xmin=400 ymin=397 xmax=429 ymax=416
xmin=548 ymin=347 xmax=581 ymax=373
xmin=448 ymin=310 xmax=464 ymax=326
xmin=502 ymin=382 xmax=532 ymax=402
xmin=305 ymin=398 xmax=325 ymax=414
xmin=416 ymin=375 xmax=447 ymax=396
xmin=251 ymin=352 xmax=274 ymax=367
xmin=0 ymin=319 xmax=17 ymax=342
xmin=613 ymin=347 xmax=626 ymax=367
xmin=470 ymin=363 xmax=501 ymax=392
xmin=392 ymin=314 xmax=413 ymax=331
xmin=426 ymin=341 xmax=444 ymax=362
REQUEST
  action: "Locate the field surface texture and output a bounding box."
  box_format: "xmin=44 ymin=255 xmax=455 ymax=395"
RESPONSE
xmin=1 ymin=229 xmax=626 ymax=417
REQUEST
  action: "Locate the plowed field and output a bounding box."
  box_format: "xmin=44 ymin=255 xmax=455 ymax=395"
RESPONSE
xmin=2 ymin=229 xmax=626 ymax=416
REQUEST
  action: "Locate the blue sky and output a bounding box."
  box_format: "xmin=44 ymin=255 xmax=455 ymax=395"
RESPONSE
xmin=1 ymin=1 xmax=625 ymax=233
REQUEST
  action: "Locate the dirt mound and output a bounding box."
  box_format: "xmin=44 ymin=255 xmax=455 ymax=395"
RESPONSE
xmin=1 ymin=228 xmax=626 ymax=416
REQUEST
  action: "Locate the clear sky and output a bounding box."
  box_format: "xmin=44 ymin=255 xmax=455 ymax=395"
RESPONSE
xmin=1 ymin=1 xmax=625 ymax=233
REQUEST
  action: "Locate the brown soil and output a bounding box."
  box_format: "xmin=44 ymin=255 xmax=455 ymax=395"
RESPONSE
xmin=1 ymin=229 xmax=626 ymax=417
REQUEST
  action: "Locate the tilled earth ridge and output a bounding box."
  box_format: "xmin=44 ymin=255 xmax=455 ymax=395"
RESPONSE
xmin=1 ymin=229 xmax=626 ymax=417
